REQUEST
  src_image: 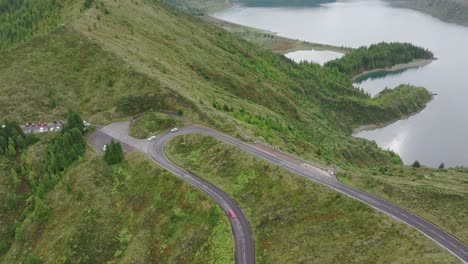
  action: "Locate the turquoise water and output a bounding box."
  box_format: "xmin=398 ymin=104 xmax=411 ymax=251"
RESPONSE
xmin=214 ymin=0 xmax=468 ymax=167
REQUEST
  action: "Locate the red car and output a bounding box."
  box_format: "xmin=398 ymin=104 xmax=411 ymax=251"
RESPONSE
xmin=43 ymin=122 xmax=47 ymax=127
xmin=37 ymin=122 xmax=42 ymax=126
xmin=228 ymin=210 xmax=236 ymax=219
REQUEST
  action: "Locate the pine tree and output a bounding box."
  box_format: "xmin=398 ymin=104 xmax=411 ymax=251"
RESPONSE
xmin=11 ymin=168 xmax=20 ymax=189
xmin=32 ymin=196 xmax=50 ymax=222
xmin=104 ymin=141 xmax=124 ymax=165
xmin=7 ymin=138 xmax=16 ymax=157
xmin=412 ymin=160 xmax=421 ymax=168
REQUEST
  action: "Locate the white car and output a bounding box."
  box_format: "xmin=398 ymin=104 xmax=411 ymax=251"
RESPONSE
xmin=170 ymin=128 xmax=179 ymax=133
xmin=56 ymin=126 xmax=60 ymax=130
xmin=102 ymin=145 xmax=107 ymax=151
xmin=148 ymin=136 xmax=157 ymax=141
xmin=39 ymin=127 xmax=44 ymax=132
xmin=50 ymin=127 xmax=54 ymax=132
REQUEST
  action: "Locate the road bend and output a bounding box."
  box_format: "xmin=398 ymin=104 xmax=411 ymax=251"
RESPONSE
xmin=97 ymin=122 xmax=468 ymax=263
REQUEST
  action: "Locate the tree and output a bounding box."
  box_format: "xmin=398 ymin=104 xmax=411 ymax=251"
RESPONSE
xmin=412 ymin=160 xmax=421 ymax=168
xmin=11 ymin=168 xmax=20 ymax=189
xmin=439 ymin=163 xmax=445 ymax=169
xmin=32 ymin=196 xmax=50 ymax=222
xmin=7 ymin=138 xmax=16 ymax=157
xmin=104 ymin=141 xmax=124 ymax=165
xmin=64 ymin=110 xmax=84 ymax=132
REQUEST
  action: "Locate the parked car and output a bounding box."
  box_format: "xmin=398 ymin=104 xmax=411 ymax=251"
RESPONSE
xmin=43 ymin=122 xmax=47 ymax=127
xmin=228 ymin=210 xmax=236 ymax=219
xmin=50 ymin=127 xmax=54 ymax=132
xmin=39 ymin=127 xmax=44 ymax=132
xmin=148 ymin=136 xmax=157 ymax=141
xmin=37 ymin=122 xmax=42 ymax=127
xmin=25 ymin=123 xmax=30 ymax=127
xmin=102 ymin=145 xmax=107 ymax=151
xmin=32 ymin=123 xmax=36 ymax=127
xmin=170 ymin=127 xmax=179 ymax=133
xmin=56 ymin=126 xmax=60 ymax=130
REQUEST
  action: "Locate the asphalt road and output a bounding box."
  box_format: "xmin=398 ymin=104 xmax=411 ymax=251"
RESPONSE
xmin=92 ymin=122 xmax=255 ymax=264
xmin=95 ymin=122 xmax=468 ymax=264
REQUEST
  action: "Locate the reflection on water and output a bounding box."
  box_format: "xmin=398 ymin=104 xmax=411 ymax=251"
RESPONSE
xmin=214 ymin=1 xmax=468 ymax=167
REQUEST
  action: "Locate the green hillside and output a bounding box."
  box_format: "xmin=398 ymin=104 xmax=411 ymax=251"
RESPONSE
xmin=167 ymin=134 xmax=458 ymax=263
xmin=0 ymin=0 xmax=464 ymax=262
xmin=391 ymin=0 xmax=468 ymax=26
xmin=0 ymin=0 xmax=431 ymax=167
xmin=0 ymin=139 xmax=232 ymax=263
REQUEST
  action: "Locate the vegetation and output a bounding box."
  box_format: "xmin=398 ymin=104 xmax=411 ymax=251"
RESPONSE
xmin=0 ymin=120 xmax=29 ymax=157
xmin=202 ymin=16 xmax=350 ymax=54
xmin=167 ymin=134 xmax=458 ymax=263
xmin=103 ymin=140 xmax=124 ymax=165
xmin=165 ymin=0 xmax=231 ymax=15
xmin=325 ymin=42 xmax=434 ymax=76
xmin=129 ymin=112 xmax=182 ymax=139
xmin=0 ymin=0 xmax=463 ymax=261
xmin=0 ymin=0 xmax=76 ymax=50
xmin=393 ymin=0 xmax=468 ymax=26
xmin=1 ymin=149 xmax=233 ymax=263
xmin=338 ymin=165 xmax=468 ymax=244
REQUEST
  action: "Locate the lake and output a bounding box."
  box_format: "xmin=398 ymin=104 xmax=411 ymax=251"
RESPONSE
xmin=213 ymin=0 xmax=468 ymax=167
xmin=285 ymin=50 xmax=343 ymax=65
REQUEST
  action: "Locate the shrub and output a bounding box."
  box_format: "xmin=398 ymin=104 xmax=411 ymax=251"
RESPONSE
xmin=412 ymin=160 xmax=421 ymax=168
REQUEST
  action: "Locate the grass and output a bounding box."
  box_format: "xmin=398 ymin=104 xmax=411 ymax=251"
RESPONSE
xmin=129 ymin=112 xmax=182 ymax=139
xmin=0 ymin=0 xmax=464 ymax=261
xmin=395 ymin=0 xmax=468 ymax=26
xmin=202 ymin=16 xmax=350 ymax=54
xmin=166 ymin=134 xmax=459 ymax=263
xmin=338 ymin=165 xmax=468 ymax=244
xmin=0 ymin=0 xmax=432 ymax=168
xmin=165 ymin=0 xmax=232 ymax=15
xmin=1 ymin=150 xmax=232 ymax=263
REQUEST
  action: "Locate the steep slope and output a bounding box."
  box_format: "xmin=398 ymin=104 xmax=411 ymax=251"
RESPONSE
xmin=0 ymin=0 xmax=431 ymax=166
xmin=0 ymin=146 xmax=232 ymax=263
xmin=167 ymin=134 xmax=458 ymax=263
xmin=390 ymin=0 xmax=468 ymax=26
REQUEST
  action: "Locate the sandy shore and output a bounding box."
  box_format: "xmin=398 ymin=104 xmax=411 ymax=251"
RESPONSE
xmin=352 ymin=59 xmax=434 ymax=81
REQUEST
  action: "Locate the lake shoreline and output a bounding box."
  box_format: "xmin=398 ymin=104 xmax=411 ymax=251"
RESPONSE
xmin=352 ymin=59 xmax=435 ymax=81
xmin=203 ymin=16 xmax=350 ymax=54
xmin=352 ymin=96 xmax=434 ymax=135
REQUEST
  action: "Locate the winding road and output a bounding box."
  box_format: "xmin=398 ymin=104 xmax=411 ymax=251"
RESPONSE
xmin=90 ymin=121 xmax=468 ymax=264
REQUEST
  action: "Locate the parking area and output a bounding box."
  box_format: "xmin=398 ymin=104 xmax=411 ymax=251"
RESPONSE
xmin=22 ymin=121 xmax=64 ymax=134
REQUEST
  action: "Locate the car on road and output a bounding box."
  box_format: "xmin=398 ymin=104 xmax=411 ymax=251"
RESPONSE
xmin=39 ymin=127 xmax=44 ymax=132
xmin=148 ymin=136 xmax=157 ymax=141
xmin=170 ymin=127 xmax=179 ymax=133
xmin=25 ymin=123 xmax=30 ymax=127
xmin=228 ymin=209 xmax=236 ymax=219
xmin=43 ymin=122 xmax=47 ymax=127
xmin=103 ymin=145 xmax=107 ymax=151
xmin=32 ymin=123 xmax=36 ymax=127
xmin=37 ymin=122 xmax=42 ymax=126
xmin=56 ymin=126 xmax=60 ymax=130
xmin=50 ymin=127 xmax=54 ymax=132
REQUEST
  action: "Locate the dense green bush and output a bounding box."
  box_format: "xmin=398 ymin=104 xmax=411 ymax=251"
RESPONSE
xmin=0 ymin=120 xmax=27 ymax=157
xmin=104 ymin=141 xmax=124 ymax=165
xmin=325 ymin=42 xmax=434 ymax=76
xmin=0 ymin=0 xmax=67 ymax=50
